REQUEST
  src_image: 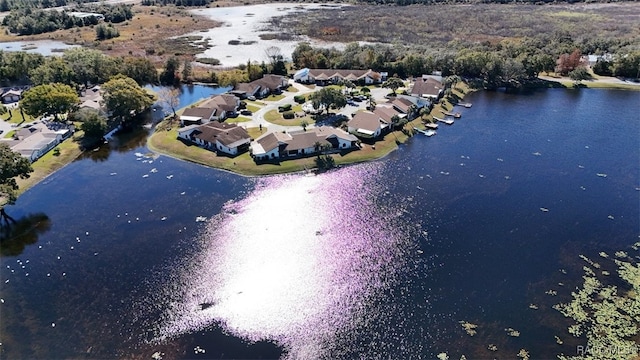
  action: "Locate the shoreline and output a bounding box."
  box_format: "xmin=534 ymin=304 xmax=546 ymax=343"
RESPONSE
xmin=6 ymin=80 xmax=637 ymax=203
xmin=146 ymin=82 xmax=472 ymax=176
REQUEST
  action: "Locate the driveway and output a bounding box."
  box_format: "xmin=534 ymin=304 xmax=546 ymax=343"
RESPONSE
xmin=241 ymin=82 xmax=391 ymax=134
xmin=241 ymin=81 xmax=317 ymax=133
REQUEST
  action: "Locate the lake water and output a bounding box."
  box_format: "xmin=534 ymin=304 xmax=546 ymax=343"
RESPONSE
xmin=190 ymin=4 xmax=349 ymax=68
xmin=0 ymin=41 xmax=79 ymax=56
xmin=0 ymin=89 xmax=638 ymax=359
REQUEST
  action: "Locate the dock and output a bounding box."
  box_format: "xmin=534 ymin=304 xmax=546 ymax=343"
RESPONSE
xmin=434 ymin=116 xmax=454 ymax=125
xmin=457 ymin=102 xmax=472 ymax=108
xmin=413 ymin=127 xmax=437 ymax=136
xmin=444 ymin=111 xmax=461 ymax=118
xmin=424 ymin=123 xmax=438 ymax=130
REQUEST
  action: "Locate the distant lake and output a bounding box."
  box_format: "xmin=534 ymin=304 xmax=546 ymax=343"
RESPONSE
xmin=0 ymin=88 xmax=638 ymax=359
xmin=0 ymin=40 xmax=79 ymax=56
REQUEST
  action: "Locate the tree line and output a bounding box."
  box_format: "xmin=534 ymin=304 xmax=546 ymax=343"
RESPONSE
xmin=0 ymin=49 xmax=159 ymax=87
xmin=0 ymin=0 xmax=98 ymax=12
xmin=292 ymin=38 xmax=639 ymax=89
xmin=2 ymin=3 xmax=133 ymax=36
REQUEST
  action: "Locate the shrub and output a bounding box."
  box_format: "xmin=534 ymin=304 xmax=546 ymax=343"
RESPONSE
xmin=283 ymin=111 xmax=294 ymax=119
xmin=294 ymin=94 xmax=306 ymax=104
xmin=278 ymin=104 xmax=292 ymax=112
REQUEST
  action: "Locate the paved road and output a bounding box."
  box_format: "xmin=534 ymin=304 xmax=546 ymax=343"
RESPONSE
xmin=241 ymin=81 xmax=391 ymax=134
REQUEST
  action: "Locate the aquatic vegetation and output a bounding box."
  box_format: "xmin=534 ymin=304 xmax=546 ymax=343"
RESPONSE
xmin=505 ymin=327 xmax=521 ymax=337
xmin=459 ymin=321 xmax=478 ymax=336
xmin=599 ymin=252 xmax=609 ymax=258
xmin=546 ymin=290 xmax=558 ymax=296
xmin=437 ymin=352 xmax=449 ymax=360
xmin=555 ymin=335 xmax=563 ymax=345
xmin=555 ymin=248 xmax=640 ymax=360
xmin=615 ymin=251 xmax=628 ymax=258
xmin=517 ymin=348 xmax=530 ymax=359
xmin=529 ymin=304 xmax=539 ymax=310
xmin=488 ymin=344 xmax=498 ymax=351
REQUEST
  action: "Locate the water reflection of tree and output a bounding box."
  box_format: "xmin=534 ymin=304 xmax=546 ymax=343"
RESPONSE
xmin=0 ymin=213 xmax=51 ymax=257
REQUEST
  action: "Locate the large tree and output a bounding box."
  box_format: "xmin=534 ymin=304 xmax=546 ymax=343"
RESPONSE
xmin=121 ymin=56 xmax=158 ymax=85
xmin=382 ymin=77 xmax=404 ymax=95
xmin=308 ymin=87 xmax=347 ymax=114
xmin=29 ymin=57 xmax=74 ymax=86
xmin=102 ymin=75 xmax=155 ymax=123
xmin=0 ymin=143 xmax=33 ymax=207
xmin=63 ymin=48 xmax=118 ymax=87
xmin=20 ymin=83 xmax=79 ymax=121
xmin=76 ymin=108 xmax=108 ymax=139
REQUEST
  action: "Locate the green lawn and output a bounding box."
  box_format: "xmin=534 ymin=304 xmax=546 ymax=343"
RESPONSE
xmin=1 ymin=107 xmax=35 ymax=124
xmin=226 ymin=116 xmax=251 ymax=123
xmin=246 ymin=104 xmax=261 ymax=113
xmin=264 ymin=109 xmax=315 ymax=127
xmin=285 ymin=86 xmax=299 ymax=93
xmin=263 ymin=93 xmax=286 ymax=101
xmin=3 ymin=130 xmax=16 ymax=139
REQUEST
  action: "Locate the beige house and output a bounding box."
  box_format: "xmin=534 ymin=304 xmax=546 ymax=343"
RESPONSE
xmin=251 ymin=126 xmax=358 ymax=161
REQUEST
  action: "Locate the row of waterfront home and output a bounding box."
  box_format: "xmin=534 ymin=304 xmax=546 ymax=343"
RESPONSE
xmin=175 ymin=72 xmax=445 ymax=162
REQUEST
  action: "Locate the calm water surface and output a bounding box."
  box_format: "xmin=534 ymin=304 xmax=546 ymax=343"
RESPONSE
xmin=0 ymin=89 xmax=638 ymax=359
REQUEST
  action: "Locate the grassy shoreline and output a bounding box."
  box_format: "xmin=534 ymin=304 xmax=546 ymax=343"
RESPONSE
xmin=147 ymin=83 xmax=473 ymax=176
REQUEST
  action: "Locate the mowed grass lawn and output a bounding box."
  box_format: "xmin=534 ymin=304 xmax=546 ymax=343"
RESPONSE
xmin=264 ymin=109 xmax=314 ymax=127
xmin=147 ymin=116 xmax=425 ymax=176
xmin=1 ymin=108 xmax=35 ymax=124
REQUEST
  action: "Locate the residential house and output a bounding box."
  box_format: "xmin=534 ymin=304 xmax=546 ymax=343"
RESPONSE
xmin=179 ymin=94 xmax=240 ymax=126
xmin=3 ymin=122 xmax=74 ymax=162
xmin=251 ymin=126 xmax=358 ymax=161
xmin=1 ymin=89 xmax=22 ymax=104
xmin=177 ymin=122 xmax=251 ymax=156
xmin=233 ymin=74 xmax=288 ymax=99
xmin=409 ymin=75 xmax=444 ymax=99
xmin=293 ymin=68 xmax=382 ymax=85
xmin=79 ymin=85 xmax=105 ymax=113
xmin=373 ymin=106 xmax=403 ymax=126
xmin=397 ymin=94 xmax=432 ymax=110
xmin=249 ymin=131 xmax=292 ymax=160
xmin=347 ymin=111 xmax=390 ymax=139
xmin=390 ymin=97 xmax=415 ymax=117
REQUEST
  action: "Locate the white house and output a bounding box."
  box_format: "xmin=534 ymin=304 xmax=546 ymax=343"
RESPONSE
xmin=347 ymin=111 xmax=388 ymax=139
xmin=177 ymin=122 xmax=251 ymax=156
xmin=293 ymin=68 xmax=382 ymax=85
xmin=251 ymin=126 xmax=357 ymax=161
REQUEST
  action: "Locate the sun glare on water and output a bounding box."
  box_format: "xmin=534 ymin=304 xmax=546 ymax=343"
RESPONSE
xmin=157 ymin=166 xmax=417 ymax=358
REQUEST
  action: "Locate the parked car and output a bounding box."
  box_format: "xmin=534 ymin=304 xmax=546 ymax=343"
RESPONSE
xmin=240 ymin=110 xmax=252 ymax=116
xmin=248 ymin=96 xmax=256 ymax=101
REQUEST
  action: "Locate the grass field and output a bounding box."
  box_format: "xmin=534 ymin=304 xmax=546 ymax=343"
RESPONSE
xmin=1 ymin=108 xmax=35 ymax=124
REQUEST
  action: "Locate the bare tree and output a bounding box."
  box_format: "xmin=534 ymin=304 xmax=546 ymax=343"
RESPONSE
xmin=158 ymin=87 xmax=181 ymax=122
xmin=265 ymin=46 xmax=282 ymax=66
